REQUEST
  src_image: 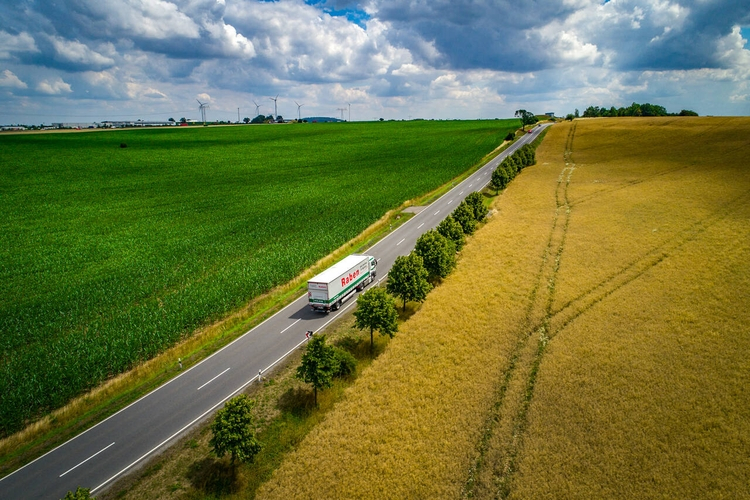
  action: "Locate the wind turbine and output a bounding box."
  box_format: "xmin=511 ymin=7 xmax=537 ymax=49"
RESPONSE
xmin=269 ymin=95 xmax=278 ymax=120
xmin=347 ymin=102 xmax=351 ymax=122
xmin=294 ymin=101 xmax=304 ymax=121
xmin=196 ymin=99 xmax=209 ymax=123
xmin=337 ymin=107 xmax=346 ymax=121
xmin=253 ymin=100 xmax=260 ymax=117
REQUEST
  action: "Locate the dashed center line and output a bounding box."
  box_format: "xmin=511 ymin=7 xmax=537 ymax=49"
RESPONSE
xmin=396 ymin=238 xmax=405 ymax=246
xmin=197 ymin=367 xmax=231 ymax=391
xmin=60 ymin=442 xmax=115 ymax=477
xmin=434 ymin=210 xmax=440 ymax=216
xmin=417 ymin=223 xmax=424 ymax=229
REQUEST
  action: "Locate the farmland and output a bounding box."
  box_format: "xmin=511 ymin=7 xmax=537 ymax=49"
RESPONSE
xmin=257 ymin=117 xmax=750 ymax=498
xmin=0 ymin=119 xmax=519 ymax=437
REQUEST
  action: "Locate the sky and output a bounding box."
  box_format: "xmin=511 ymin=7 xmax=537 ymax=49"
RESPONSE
xmin=1 ymin=0 xmax=749 ymax=124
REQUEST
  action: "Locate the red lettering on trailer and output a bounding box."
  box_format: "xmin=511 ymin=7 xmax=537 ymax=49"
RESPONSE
xmin=341 ymin=269 xmax=360 ymax=287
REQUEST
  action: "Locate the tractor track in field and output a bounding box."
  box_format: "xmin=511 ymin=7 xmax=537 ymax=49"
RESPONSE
xmin=462 ymin=123 xmax=577 ymax=499
xmin=464 ymin=121 xmax=750 ymax=498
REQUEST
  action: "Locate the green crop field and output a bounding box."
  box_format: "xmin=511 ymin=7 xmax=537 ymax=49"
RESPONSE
xmin=0 ymin=120 xmax=519 ymax=437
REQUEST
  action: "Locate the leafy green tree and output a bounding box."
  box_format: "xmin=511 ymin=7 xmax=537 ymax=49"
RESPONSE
xmin=354 ymin=287 xmax=398 ymax=356
xmin=296 ymin=334 xmax=337 ymax=405
xmin=505 ymin=131 xmax=515 ymax=141
xmin=179 ymin=117 xmax=187 ymax=123
xmin=243 ymin=117 xmax=250 ymax=123
xmin=62 ymin=487 xmax=94 ymax=500
xmin=386 ymin=253 xmax=432 ymax=311
xmin=514 ymin=109 xmax=538 ymax=131
xmin=451 ymin=201 xmax=477 ymax=235
xmin=437 ymin=215 xmax=466 ymax=251
xmin=679 ymin=109 xmax=698 ymax=116
xmin=210 ymin=395 xmax=262 ymax=466
xmin=464 ymin=192 xmax=487 ymax=222
xmin=490 ymin=165 xmax=510 ymax=194
xmin=414 ymin=230 xmax=457 ymax=281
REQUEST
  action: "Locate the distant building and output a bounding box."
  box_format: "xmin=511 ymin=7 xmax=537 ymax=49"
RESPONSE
xmin=545 ymin=112 xmax=555 ymax=117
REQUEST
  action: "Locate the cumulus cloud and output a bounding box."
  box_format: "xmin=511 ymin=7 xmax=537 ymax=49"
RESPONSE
xmin=0 ymin=31 xmax=38 ymax=59
xmin=37 ymin=76 xmax=73 ymax=94
xmin=49 ymin=37 xmax=115 ymax=70
xmin=0 ymin=69 xmax=28 ymax=88
xmin=2 ymin=0 xmax=749 ymax=122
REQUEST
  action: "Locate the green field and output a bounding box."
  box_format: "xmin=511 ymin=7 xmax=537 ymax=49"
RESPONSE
xmin=0 ymin=120 xmax=518 ymax=437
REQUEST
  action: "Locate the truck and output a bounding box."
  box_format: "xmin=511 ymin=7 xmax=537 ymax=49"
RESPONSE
xmin=308 ymin=254 xmax=378 ymax=312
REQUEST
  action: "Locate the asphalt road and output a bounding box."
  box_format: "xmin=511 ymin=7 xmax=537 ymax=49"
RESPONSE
xmin=0 ymin=123 xmax=549 ymax=499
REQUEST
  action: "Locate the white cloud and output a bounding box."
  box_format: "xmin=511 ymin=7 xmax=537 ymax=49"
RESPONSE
xmin=50 ymin=37 xmax=115 ymax=68
xmin=37 ymin=77 xmax=73 ymax=94
xmin=0 ymin=31 xmax=38 ymax=59
xmin=0 ymin=69 xmax=28 ymax=88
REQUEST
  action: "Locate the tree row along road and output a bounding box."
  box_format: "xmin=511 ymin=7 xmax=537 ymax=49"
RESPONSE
xmin=0 ymin=124 xmax=549 ymax=499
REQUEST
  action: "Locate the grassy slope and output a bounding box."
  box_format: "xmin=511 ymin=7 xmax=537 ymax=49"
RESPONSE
xmin=0 ymin=120 xmax=517 ymax=436
xmin=256 ymin=117 xmax=750 ymax=499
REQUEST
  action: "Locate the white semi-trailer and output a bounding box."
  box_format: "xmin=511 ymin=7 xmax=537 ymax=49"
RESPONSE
xmin=308 ymin=254 xmax=378 ymax=312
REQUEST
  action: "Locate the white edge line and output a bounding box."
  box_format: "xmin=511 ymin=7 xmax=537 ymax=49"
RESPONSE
xmin=59 ymin=442 xmax=115 ymax=477
xmin=92 ymin=334 xmax=316 ymax=495
xmin=0 ymin=290 xmax=311 ymax=482
xmin=196 ymin=367 xmax=231 ymax=391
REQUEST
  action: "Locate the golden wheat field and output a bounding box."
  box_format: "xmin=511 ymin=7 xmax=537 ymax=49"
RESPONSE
xmin=257 ymin=117 xmax=750 ymax=499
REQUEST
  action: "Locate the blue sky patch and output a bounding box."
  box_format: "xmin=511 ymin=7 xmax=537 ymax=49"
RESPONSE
xmin=304 ymin=1 xmax=370 ymax=28
xmin=741 ymin=27 xmax=750 ymax=47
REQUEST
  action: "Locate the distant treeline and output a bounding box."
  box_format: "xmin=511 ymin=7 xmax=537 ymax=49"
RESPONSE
xmin=566 ymin=102 xmax=698 ymax=120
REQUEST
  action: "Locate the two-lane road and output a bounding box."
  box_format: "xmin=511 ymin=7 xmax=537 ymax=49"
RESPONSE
xmin=0 ymin=123 xmax=549 ymax=499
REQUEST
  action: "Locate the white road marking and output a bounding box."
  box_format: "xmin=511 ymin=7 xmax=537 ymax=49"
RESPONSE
xmin=448 ymin=199 xmax=453 ymax=204
xmin=434 ymin=210 xmax=440 ymax=215
xmin=60 ymin=442 xmax=115 ymax=477
xmin=278 ymin=318 xmax=301 ymax=335
xmin=417 ymin=223 xmax=424 ymax=229
xmin=459 ymin=191 xmax=464 ymax=195
xmin=469 ymin=184 xmax=473 ymax=188
xmin=397 ymin=238 xmax=405 ymax=246
xmin=197 ymin=367 xmax=231 ymax=391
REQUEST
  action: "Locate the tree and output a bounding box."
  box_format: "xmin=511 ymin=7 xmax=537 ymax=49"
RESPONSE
xmin=437 ymin=215 xmax=466 ymax=251
xmin=210 ymin=394 xmax=262 ymax=466
xmin=414 ymin=230 xmax=457 ymax=281
xmin=451 ymin=201 xmax=477 ymax=235
xmin=243 ymin=117 xmax=250 ymax=123
xmin=354 ymin=287 xmax=398 ymax=356
xmin=168 ymin=117 xmax=175 ymax=123
xmin=574 ymin=108 xmax=580 ymax=118
xmin=679 ymin=109 xmax=698 ymax=116
xmin=505 ymin=131 xmax=515 ymax=141
xmin=490 ymin=165 xmax=510 ymax=194
xmin=296 ymin=334 xmax=337 ymax=405
xmin=62 ymin=487 xmax=95 ymax=500
xmin=179 ymin=117 xmax=187 ymax=123
xmin=514 ymin=109 xmax=538 ymax=131
xmin=464 ymin=191 xmax=487 ymax=223
xmin=386 ymin=253 xmax=432 ymax=311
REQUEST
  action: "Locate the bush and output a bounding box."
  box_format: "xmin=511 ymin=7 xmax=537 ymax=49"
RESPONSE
xmin=332 ymin=347 xmax=357 ymax=378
